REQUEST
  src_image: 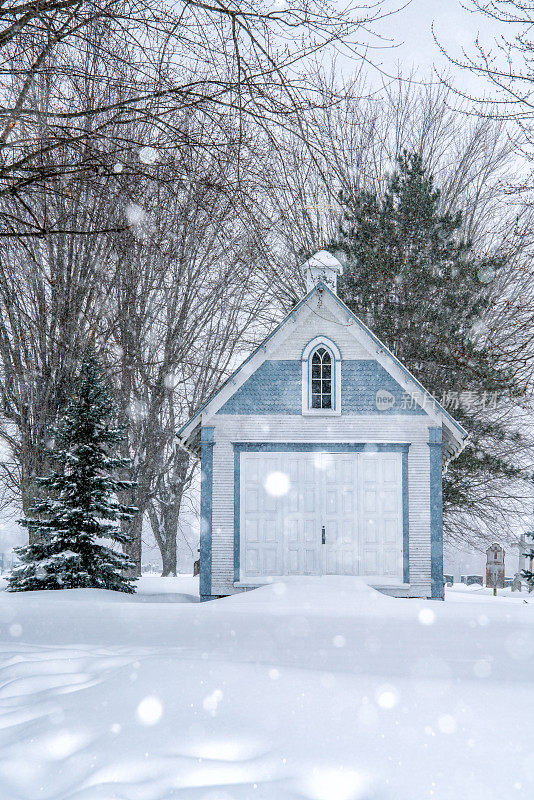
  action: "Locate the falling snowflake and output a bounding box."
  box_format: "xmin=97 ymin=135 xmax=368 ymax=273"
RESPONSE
xmin=139 ymin=146 xmax=159 ymax=165
xmin=418 ymin=608 xmax=435 ymax=626
xmin=164 ymin=372 xmax=179 ymax=389
xmin=136 ymin=695 xmax=163 ymax=726
xmin=127 ymin=398 xmax=148 ymax=421
xmin=264 ymin=471 xmax=290 ymax=497
xmin=376 ymin=685 xmax=399 ymax=710
xmin=203 ymin=689 xmax=223 ymax=716
xmin=477 ymin=265 xmax=496 ymax=284
xmin=126 ymin=203 xmax=146 ymax=227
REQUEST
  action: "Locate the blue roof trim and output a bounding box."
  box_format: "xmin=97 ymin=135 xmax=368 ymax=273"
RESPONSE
xmin=177 ymin=282 xmax=468 ymax=442
xmin=317 ymin=283 xmax=468 ymax=439
xmin=176 ymin=286 xmax=317 ymax=439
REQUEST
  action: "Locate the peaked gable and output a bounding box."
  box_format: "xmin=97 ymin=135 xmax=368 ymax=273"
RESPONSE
xmin=177 ymin=283 xmax=468 ymax=453
xmin=267 ymin=299 xmax=370 ymax=362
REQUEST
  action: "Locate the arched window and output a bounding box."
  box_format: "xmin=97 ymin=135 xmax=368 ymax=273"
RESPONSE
xmin=301 ymin=337 xmax=341 ymax=415
xmin=311 ymin=347 xmax=333 ymax=409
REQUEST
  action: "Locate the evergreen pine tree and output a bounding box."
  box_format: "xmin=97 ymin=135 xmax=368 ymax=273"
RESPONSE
xmin=334 ymin=151 xmax=527 ymax=517
xmin=8 ymin=353 xmax=138 ymax=592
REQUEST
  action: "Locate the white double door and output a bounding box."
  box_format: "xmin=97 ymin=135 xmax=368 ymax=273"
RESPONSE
xmin=240 ymin=450 xmax=403 ymax=579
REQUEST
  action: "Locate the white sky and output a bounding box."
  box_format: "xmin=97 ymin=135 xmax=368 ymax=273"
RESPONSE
xmin=342 ymin=0 xmax=516 ymax=96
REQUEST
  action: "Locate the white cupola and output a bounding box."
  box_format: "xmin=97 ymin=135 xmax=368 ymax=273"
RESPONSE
xmin=303 ymin=250 xmax=343 ymax=295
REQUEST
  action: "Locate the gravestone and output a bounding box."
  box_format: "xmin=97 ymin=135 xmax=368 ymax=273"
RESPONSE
xmin=486 ymin=543 xmax=505 ymax=590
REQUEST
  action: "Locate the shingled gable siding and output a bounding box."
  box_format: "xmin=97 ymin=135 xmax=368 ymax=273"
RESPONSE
xmin=217 ymin=361 xmax=301 ymax=415
xmin=208 ymin=415 xmax=433 ymax=598
xmin=217 ymin=359 xmax=428 ymax=416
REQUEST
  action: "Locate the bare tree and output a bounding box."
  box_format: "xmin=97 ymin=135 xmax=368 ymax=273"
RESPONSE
xmin=0 ymin=165 xmax=117 ymax=528
xmin=78 ymin=113 xmax=274 ymax=573
xmin=262 ymin=73 xmax=518 ymax=261
xmin=0 ymin=0 xmax=402 ymax=237
xmin=253 ymin=72 xmax=534 ymax=548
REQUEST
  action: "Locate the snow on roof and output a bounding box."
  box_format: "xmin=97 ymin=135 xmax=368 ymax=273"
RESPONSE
xmin=302 ymin=250 xmax=343 ymax=273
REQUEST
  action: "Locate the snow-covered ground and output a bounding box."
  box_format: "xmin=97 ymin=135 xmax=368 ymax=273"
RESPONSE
xmin=0 ymin=576 xmax=533 ymax=800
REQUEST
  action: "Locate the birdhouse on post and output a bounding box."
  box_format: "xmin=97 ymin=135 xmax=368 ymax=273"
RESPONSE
xmin=486 ymin=543 xmax=505 ymax=593
xmin=303 ymin=251 xmax=343 ymax=295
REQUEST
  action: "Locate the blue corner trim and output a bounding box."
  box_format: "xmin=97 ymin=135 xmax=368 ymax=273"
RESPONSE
xmin=233 ymin=442 xmax=410 ymax=584
xmin=402 ymin=449 xmax=409 ymax=584
xmin=428 ymin=427 xmax=444 ymax=600
xmin=200 ymin=427 xmax=214 ymax=597
xmin=201 ymin=427 xmax=215 ymax=443
xmin=234 ymin=447 xmax=241 ymax=583
xmin=428 ymin=427 xmax=442 ymax=444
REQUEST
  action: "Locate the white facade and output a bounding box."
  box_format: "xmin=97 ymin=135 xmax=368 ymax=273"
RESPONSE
xmin=178 ymin=268 xmax=468 ymax=601
xmin=208 ymin=415 xmax=431 ymax=597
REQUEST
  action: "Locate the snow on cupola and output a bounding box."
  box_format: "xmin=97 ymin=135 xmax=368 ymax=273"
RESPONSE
xmin=303 ymin=250 xmax=343 ymax=295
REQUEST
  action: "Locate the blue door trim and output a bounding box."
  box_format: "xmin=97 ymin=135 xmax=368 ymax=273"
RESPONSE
xmin=428 ymin=427 xmax=444 ymax=600
xmin=200 ymin=427 xmax=215 ymax=600
xmin=233 ymin=442 xmax=410 ymax=584
xmin=234 ymin=442 xmax=410 ymax=453
xmin=233 ymin=446 xmax=241 ymax=583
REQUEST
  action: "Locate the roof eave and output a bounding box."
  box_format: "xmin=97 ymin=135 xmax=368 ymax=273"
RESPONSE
xmin=317 ymin=283 xmax=469 ymax=444
xmin=177 ymin=421 xmax=201 ymax=457
xmin=175 ymin=282 xmax=324 ymax=440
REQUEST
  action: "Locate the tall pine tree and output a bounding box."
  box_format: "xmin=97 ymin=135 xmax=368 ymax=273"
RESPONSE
xmin=9 ymin=354 xmax=137 ymax=592
xmin=334 ymin=151 xmax=526 ymax=518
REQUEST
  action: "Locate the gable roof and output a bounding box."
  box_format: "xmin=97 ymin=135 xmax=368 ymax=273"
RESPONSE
xmin=177 ymin=282 xmax=468 ymax=460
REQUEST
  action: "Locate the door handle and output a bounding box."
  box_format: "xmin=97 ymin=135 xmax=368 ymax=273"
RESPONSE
xmin=322 ymin=525 xmax=326 ymax=545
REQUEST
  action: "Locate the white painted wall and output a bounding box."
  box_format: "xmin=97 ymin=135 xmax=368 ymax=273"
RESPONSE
xmin=208 ymin=414 xmax=433 ymax=597
xmin=269 ymin=305 xmax=371 ymax=361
